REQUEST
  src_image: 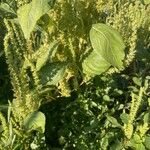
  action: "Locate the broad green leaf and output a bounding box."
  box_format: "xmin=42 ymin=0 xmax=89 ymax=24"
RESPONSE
xmin=133 ymin=134 xmax=142 ymax=144
xmin=90 ymin=23 xmax=125 ymax=69
xmin=39 ymin=62 xmax=67 ymax=85
xmin=24 ymin=111 xmax=46 ymax=133
xmin=17 ymin=0 xmax=51 ymax=39
xmin=132 ymin=143 xmax=145 ymax=150
xmin=0 ymin=3 xmax=16 ymax=15
xmin=120 ymin=113 xmax=129 ymax=124
xmin=36 ymin=41 xmax=59 ymax=71
xmin=129 ymin=134 xmax=145 ymax=150
xmin=82 ymin=50 xmax=111 ymax=76
xmin=107 ymin=116 xmax=122 ymax=128
xmin=145 ymin=136 xmax=150 ymax=149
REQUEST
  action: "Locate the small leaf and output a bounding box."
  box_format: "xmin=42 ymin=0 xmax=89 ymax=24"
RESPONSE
xmin=90 ymin=23 xmax=125 ymax=69
xmin=120 ymin=113 xmax=129 ymax=124
xmin=103 ymin=95 xmax=110 ymax=101
xmin=39 ymin=62 xmax=67 ymax=85
xmin=144 ymin=113 xmax=150 ymax=124
xmin=17 ymin=0 xmax=52 ymax=39
xmin=133 ymin=77 xmax=141 ymax=86
xmin=24 ymin=111 xmax=46 ymax=133
xmin=107 ymin=116 xmax=121 ymax=127
xmin=110 ymin=141 xmax=124 ymax=150
xmin=36 ymin=41 xmax=59 ymax=71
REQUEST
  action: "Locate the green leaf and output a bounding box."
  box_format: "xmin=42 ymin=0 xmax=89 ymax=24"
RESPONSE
xmin=0 ymin=3 xmax=16 ymax=15
xmin=39 ymin=62 xmax=67 ymax=85
xmin=90 ymin=23 xmax=125 ymax=69
xmin=24 ymin=111 xmax=46 ymax=133
xmin=107 ymin=116 xmax=122 ymax=128
xmin=17 ymin=0 xmax=52 ymax=39
xmin=36 ymin=41 xmax=59 ymax=71
xmin=133 ymin=134 xmax=142 ymax=144
xmin=132 ymin=143 xmax=145 ymax=150
xmin=144 ymin=136 xmax=150 ymax=149
xmin=120 ymin=113 xmax=129 ymax=124
xmin=103 ymin=95 xmax=110 ymax=101
xmin=133 ymin=77 xmax=141 ymax=86
xmin=144 ymin=113 xmax=150 ymax=124
xmin=82 ymin=50 xmax=111 ymax=76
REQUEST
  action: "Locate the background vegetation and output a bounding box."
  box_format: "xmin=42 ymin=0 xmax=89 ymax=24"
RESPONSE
xmin=0 ymin=0 xmax=150 ymax=149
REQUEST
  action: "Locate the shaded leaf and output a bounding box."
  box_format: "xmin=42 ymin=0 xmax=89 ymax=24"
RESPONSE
xmin=39 ymin=62 xmax=67 ymax=85
xmin=17 ymin=0 xmax=52 ymax=39
xmin=36 ymin=41 xmax=59 ymax=71
xmin=110 ymin=141 xmax=124 ymax=150
xmin=133 ymin=77 xmax=141 ymax=86
xmin=24 ymin=111 xmax=46 ymax=133
xmin=0 ymin=3 xmax=16 ymax=15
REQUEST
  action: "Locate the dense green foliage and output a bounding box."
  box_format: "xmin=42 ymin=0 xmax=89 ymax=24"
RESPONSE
xmin=0 ymin=0 xmax=150 ymax=149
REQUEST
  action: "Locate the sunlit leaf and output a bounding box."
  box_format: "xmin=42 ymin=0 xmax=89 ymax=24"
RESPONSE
xmin=90 ymin=23 xmax=125 ymax=69
xmin=17 ymin=0 xmax=52 ymax=39
xmin=82 ymin=50 xmax=111 ymax=77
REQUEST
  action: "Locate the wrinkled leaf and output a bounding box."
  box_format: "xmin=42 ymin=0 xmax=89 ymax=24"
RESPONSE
xmin=36 ymin=41 xmax=59 ymax=71
xmin=39 ymin=62 xmax=67 ymax=85
xmin=24 ymin=111 xmax=46 ymax=133
xmin=17 ymin=0 xmax=52 ymax=39
xmin=90 ymin=23 xmax=125 ymax=69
